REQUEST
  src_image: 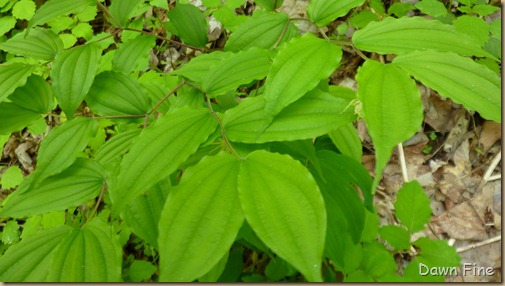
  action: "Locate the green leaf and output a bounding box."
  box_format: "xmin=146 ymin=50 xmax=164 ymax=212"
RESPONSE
xmin=172 ymin=51 xmax=230 ymax=84
xmin=238 ymin=150 xmax=326 ymax=282
xmin=123 ymin=179 xmax=169 ymax=248
xmin=0 ymin=165 xmax=24 ymax=189
xmin=265 ymin=256 xmax=296 ymax=281
xmin=0 ymin=158 xmax=105 ymax=218
xmin=0 ymin=225 xmax=72 ymax=282
xmin=453 ymin=15 xmax=489 ymax=45
xmin=112 ymin=34 xmax=156 ymax=74
xmin=413 ymin=237 xmax=461 ymax=267
xmin=8 ymin=74 xmax=53 ymax=113
xmin=71 ymin=22 xmax=94 ymax=40
xmin=33 ymin=117 xmax=98 ymax=183
xmin=0 ymin=28 xmax=63 ymax=61
xmin=349 ymin=10 xmax=379 ymax=28
xmin=167 ymin=3 xmax=208 ymax=48
xmin=255 ymin=0 xmax=284 ymax=10
xmin=94 ymin=128 xmax=141 ymax=166
xmin=28 ymin=0 xmax=95 ymax=30
xmin=0 ymin=103 xmax=41 ymax=135
xmin=128 ymin=260 xmax=157 ymax=282
xmin=415 ymin=0 xmax=447 ymax=18
xmin=328 ymin=122 xmax=362 ymax=162
xmin=47 ymin=219 xmax=122 ymax=282
xmin=12 ymin=0 xmax=36 ymax=20
xmin=223 ymin=88 xmax=355 ymax=143
xmin=387 ymin=3 xmax=414 ymax=17
xmin=198 ymin=251 xmax=229 ymax=282
xmin=224 ymin=12 xmax=297 ymax=52
xmin=262 ymin=33 xmax=342 ymax=130
xmin=0 ymin=16 xmax=16 ymax=37
xmin=1 ymin=220 xmax=20 ymax=244
xmin=379 ymin=225 xmax=411 ymax=250
xmin=50 ymin=43 xmax=101 ymax=118
xmin=0 ymin=63 xmax=34 ymax=103
xmin=203 ymin=48 xmax=271 ymax=97
xmin=356 ymin=60 xmax=423 ymax=193
xmin=111 ymin=107 xmax=217 ymax=211
xmin=108 ymin=0 xmax=144 ymax=27
xmin=352 ymin=16 xmax=493 ymax=59
xmin=158 ymin=152 xmax=243 ymax=282
xmin=394 ymin=181 xmax=432 ymax=233
xmin=307 ymin=0 xmax=366 ymax=26
xmin=360 ymin=242 xmax=397 ymax=278
xmin=212 ymin=6 xmax=250 ymax=31
xmin=469 ymin=4 xmax=500 ymax=17
xmin=393 ymin=50 xmax=501 ymax=122
xmin=86 ymin=71 xmax=150 ymax=116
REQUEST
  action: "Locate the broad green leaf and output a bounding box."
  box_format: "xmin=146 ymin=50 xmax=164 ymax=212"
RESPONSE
xmin=8 ymin=74 xmax=53 ymax=113
xmin=394 ymin=181 xmax=431 ymax=233
xmin=198 ymin=251 xmax=229 ymax=282
xmin=212 ymin=6 xmax=250 ymax=32
xmin=0 ymin=158 xmax=106 ymax=218
xmin=415 ymin=0 xmax=447 ymax=18
xmin=34 ymin=117 xmax=98 ymax=183
xmin=0 ymin=63 xmax=34 ymax=103
xmin=0 ymin=16 xmax=16 ymax=37
xmin=352 ymin=16 xmax=494 ymax=59
xmin=255 ymin=0 xmax=284 ymax=10
xmin=172 ymin=51 xmax=230 ymax=84
xmin=112 ymin=34 xmax=156 ymax=74
xmin=128 ymin=260 xmax=157 ymax=282
xmin=94 ymin=128 xmax=141 ymax=166
xmin=379 ymin=225 xmax=411 ymax=250
xmin=47 ymin=219 xmax=122 ymax=282
xmin=0 ymin=28 xmax=63 ymax=60
xmin=307 ymin=0 xmax=366 ymax=26
xmin=224 ymin=88 xmax=355 ymax=143
xmin=393 ymin=50 xmax=501 ymax=122
xmin=12 ymin=0 xmax=35 ymax=20
xmin=111 ymin=107 xmax=218 ymax=211
xmin=0 ymin=103 xmax=41 ymax=135
xmin=123 ymin=179 xmax=169 ymax=248
xmin=0 ymin=165 xmax=24 ymax=189
xmin=329 ymin=122 xmax=362 ymax=162
xmin=453 ymin=15 xmax=489 ymax=45
xmin=108 ymin=0 xmax=144 ymax=27
xmin=356 ymin=60 xmax=423 ymax=193
xmin=238 ymin=150 xmax=326 ymax=282
xmin=158 ymin=152 xmax=243 ymax=282
xmin=0 ymin=225 xmax=72 ymax=282
xmin=413 ymin=237 xmax=461 ymax=267
xmin=225 ymin=12 xmax=297 ymax=52
xmin=262 ymin=33 xmax=342 ymax=131
xmin=51 ymin=43 xmax=101 ymax=118
xmin=86 ymin=71 xmax=150 ymax=116
xmin=28 ymin=0 xmax=95 ymax=30
xmin=202 ymin=48 xmax=271 ymax=97
xmin=167 ymin=3 xmax=208 ymax=48
xmin=360 ymin=242 xmax=397 ymax=278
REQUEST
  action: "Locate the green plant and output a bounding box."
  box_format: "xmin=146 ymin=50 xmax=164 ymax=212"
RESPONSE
xmin=0 ymin=0 xmax=500 ymax=282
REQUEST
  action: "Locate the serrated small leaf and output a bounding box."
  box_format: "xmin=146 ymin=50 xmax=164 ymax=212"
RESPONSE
xmin=111 ymin=107 xmax=218 ymax=211
xmin=223 ymin=88 xmax=355 ymax=143
xmin=47 ymin=219 xmax=122 ymax=282
xmin=379 ymin=225 xmax=411 ymax=250
xmin=238 ymin=150 xmax=326 ymax=282
xmin=86 ymin=71 xmax=150 ymax=116
xmin=393 ymin=50 xmax=501 ymax=122
xmin=0 ymin=225 xmax=72 ymax=282
xmin=0 ymin=158 xmax=105 ymax=218
xmin=108 ymin=0 xmax=144 ymax=27
xmin=394 ymin=181 xmax=431 ymax=233
xmin=225 ymin=12 xmax=297 ymax=52
xmin=51 ymin=43 xmax=101 ymax=118
xmin=8 ymin=74 xmax=53 ymax=113
xmin=0 ymin=165 xmax=24 ymax=189
xmin=414 ymin=0 xmax=447 ymax=18
xmin=167 ymin=3 xmax=208 ymax=48
xmin=0 ymin=28 xmax=62 ymax=60
xmin=0 ymin=103 xmax=41 ymax=135
xmin=112 ymin=34 xmax=156 ymax=74
xmin=0 ymin=16 xmax=16 ymax=37
xmin=202 ymin=48 xmax=271 ymax=97
xmin=453 ymin=15 xmax=489 ymax=45
xmin=307 ymin=0 xmax=366 ymax=26
xmin=28 ymin=0 xmax=95 ymax=30
xmin=12 ymin=0 xmax=36 ymax=20
xmin=34 ymin=117 xmax=98 ymax=183
xmin=356 ymin=60 xmax=423 ymax=193
xmin=0 ymin=63 xmax=34 ymax=103
xmin=94 ymin=128 xmax=141 ymax=166
xmin=352 ymin=16 xmax=493 ymax=59
xmin=413 ymin=237 xmax=461 ymax=267
xmin=158 ymin=152 xmax=243 ymax=282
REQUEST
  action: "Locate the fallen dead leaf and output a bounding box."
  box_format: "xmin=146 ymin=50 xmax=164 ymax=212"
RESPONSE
xmin=478 ymin=120 xmax=501 ymax=153
xmin=432 ymin=201 xmax=488 ymax=240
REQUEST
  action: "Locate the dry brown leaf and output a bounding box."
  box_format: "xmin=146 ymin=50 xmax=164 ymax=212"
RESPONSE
xmin=423 ymin=92 xmax=455 ymax=133
xmin=479 ymin=121 xmax=501 ymax=153
xmin=433 ymin=201 xmax=488 ymax=240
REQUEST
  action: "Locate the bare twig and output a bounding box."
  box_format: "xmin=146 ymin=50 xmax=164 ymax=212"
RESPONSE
xmin=483 ymin=150 xmax=501 ymax=182
xmin=456 ymin=235 xmax=501 ymax=253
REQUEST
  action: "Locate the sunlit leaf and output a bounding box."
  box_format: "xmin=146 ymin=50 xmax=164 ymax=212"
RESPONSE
xmin=112 ymin=34 xmax=156 ymax=74
xmin=394 ymin=181 xmax=432 ymax=233
xmin=0 ymin=63 xmax=34 ymax=103
xmin=28 ymin=0 xmax=95 ymax=30
xmin=172 ymin=51 xmax=230 ymax=84
xmin=94 ymin=128 xmax=141 ymax=166
xmin=308 ymin=0 xmax=366 ymax=26
xmin=255 ymin=0 xmax=284 ymax=10
xmin=0 ymin=28 xmax=63 ymax=60
xmin=8 ymin=74 xmax=53 ymax=113
xmin=108 ymin=0 xmax=145 ymax=27
xmin=328 ymin=122 xmax=362 ymax=163
xmin=166 ymin=3 xmax=208 ymax=48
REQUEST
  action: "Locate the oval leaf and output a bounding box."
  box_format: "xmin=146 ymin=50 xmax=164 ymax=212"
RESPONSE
xmin=8 ymin=74 xmax=53 ymax=113
xmin=111 ymin=107 xmax=218 ymax=211
xmin=307 ymin=0 xmax=366 ymax=26
xmin=112 ymin=34 xmax=156 ymax=74
xmin=394 ymin=181 xmax=432 ymax=233
xmin=0 ymin=158 xmax=106 ymax=218
xmin=28 ymin=0 xmax=95 ymax=30
xmin=158 ymin=152 xmax=243 ymax=282
xmin=167 ymin=3 xmax=208 ymax=48
xmin=0 ymin=103 xmax=41 ymax=135
xmin=238 ymin=150 xmax=326 ymax=282
xmin=0 ymin=63 xmax=34 ymax=103
xmin=94 ymin=128 xmax=141 ymax=166
xmin=393 ymin=50 xmax=501 ymax=123
xmin=86 ymin=71 xmax=150 ymax=116
xmin=108 ymin=0 xmax=145 ymax=28
xmin=50 ymin=43 xmax=101 ymax=118
xmin=352 ymin=16 xmax=493 ymax=59
xmin=356 ymin=60 xmax=423 ymax=193
xmin=171 ymin=51 xmax=230 ymax=84
xmin=202 ymin=48 xmax=272 ymax=97
xmin=0 ymin=28 xmax=63 ymax=60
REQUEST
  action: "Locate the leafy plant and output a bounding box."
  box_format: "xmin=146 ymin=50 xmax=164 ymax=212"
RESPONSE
xmin=0 ymin=0 xmax=500 ymax=282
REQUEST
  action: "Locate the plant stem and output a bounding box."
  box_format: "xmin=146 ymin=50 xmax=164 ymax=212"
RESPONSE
xmin=85 ymin=182 xmax=107 ymax=225
xmin=318 ymin=27 xmax=330 ymax=41
xmin=397 ymin=143 xmax=409 ymax=182
xmin=273 ymin=19 xmax=291 ymax=48
xmin=124 ymin=28 xmax=207 ymax=52
xmin=95 ymin=0 xmax=122 ymax=29
xmin=353 ymin=46 xmax=370 ymax=61
xmin=150 ymin=80 xmax=186 ymax=114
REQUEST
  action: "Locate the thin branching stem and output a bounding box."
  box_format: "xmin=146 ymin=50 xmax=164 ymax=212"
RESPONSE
xmin=318 ymin=27 xmax=330 ymax=41
xmin=150 ymin=80 xmax=186 ymax=114
xmin=95 ymin=0 xmax=122 ymax=29
xmin=85 ymin=182 xmax=107 ymax=225
xmin=273 ymin=19 xmax=291 ymax=48
xmin=123 ymin=28 xmax=207 ymax=52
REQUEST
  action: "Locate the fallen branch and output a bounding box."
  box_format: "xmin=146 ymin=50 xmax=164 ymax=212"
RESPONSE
xmin=456 ymin=235 xmax=501 ymax=253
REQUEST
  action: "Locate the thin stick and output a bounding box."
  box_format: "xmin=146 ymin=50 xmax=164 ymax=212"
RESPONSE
xmin=456 ymin=235 xmax=501 ymax=253
xmin=487 ymin=174 xmax=501 ymax=181
xmin=150 ymin=81 xmax=186 ymax=114
xmin=398 ymin=143 xmax=409 ymax=182
xmin=123 ymin=28 xmax=207 ymax=52
xmin=483 ymin=150 xmax=501 ymax=182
